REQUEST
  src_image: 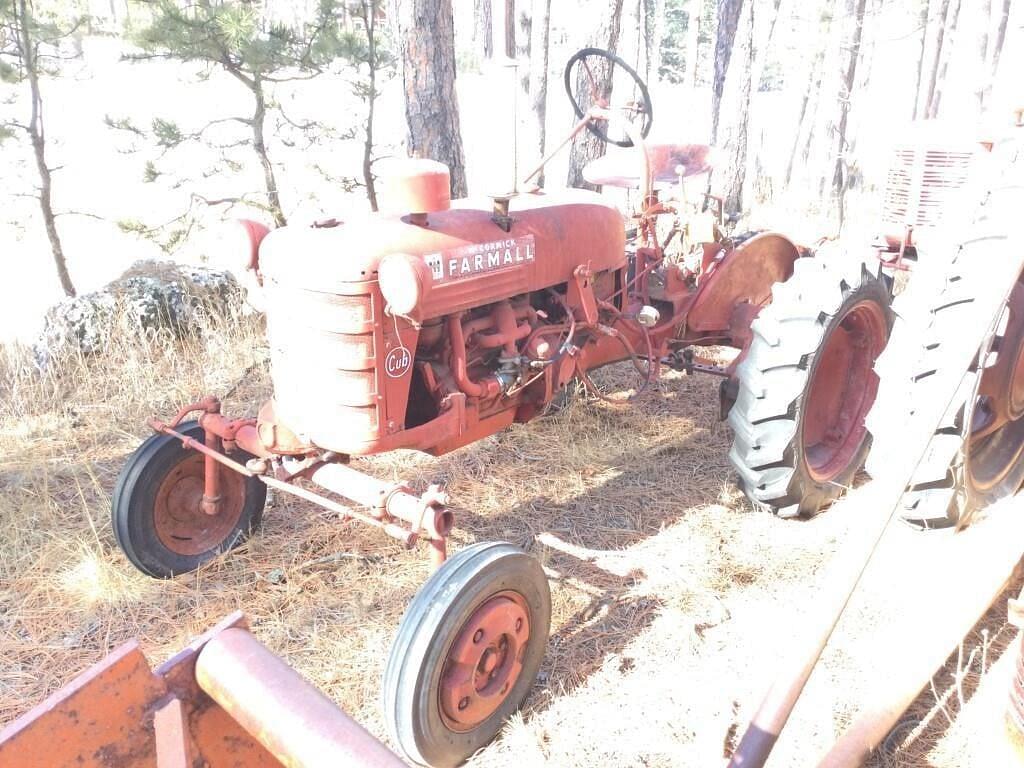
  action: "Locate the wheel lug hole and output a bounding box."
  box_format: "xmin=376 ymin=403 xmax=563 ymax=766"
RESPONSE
xmin=458 ymin=696 xmax=470 ymax=711
xmin=472 ymin=629 xmax=484 ymax=644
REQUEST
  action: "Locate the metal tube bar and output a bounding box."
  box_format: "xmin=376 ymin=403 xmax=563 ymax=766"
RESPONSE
xmin=817 ymin=500 xmax=1024 ymax=767
xmin=200 ymin=428 xmax=222 ymax=516
xmin=309 ymin=462 xmax=452 ymax=540
xmin=195 ymin=628 xmax=405 ymax=768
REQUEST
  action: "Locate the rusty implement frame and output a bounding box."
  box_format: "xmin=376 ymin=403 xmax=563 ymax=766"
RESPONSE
xmin=0 ymin=612 xmax=404 ymax=768
xmin=729 ymin=176 xmax=1024 ymax=767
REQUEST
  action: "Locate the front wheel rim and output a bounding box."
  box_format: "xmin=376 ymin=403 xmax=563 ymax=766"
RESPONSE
xmin=438 ymin=591 xmax=532 ymax=732
xmin=153 ymin=453 xmax=246 ymax=556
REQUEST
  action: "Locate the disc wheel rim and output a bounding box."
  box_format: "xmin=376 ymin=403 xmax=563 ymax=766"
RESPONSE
xmin=438 ymin=590 xmax=531 ymax=733
xmin=153 ymin=452 xmax=246 ymax=556
xmin=967 ymin=279 xmax=1024 ymax=494
xmin=802 ymin=299 xmax=890 ymax=484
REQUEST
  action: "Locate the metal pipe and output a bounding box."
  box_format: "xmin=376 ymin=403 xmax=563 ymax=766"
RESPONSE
xmin=309 ymin=461 xmax=452 ymax=541
xmin=195 ymin=628 xmax=405 ymax=768
xmin=448 ymin=313 xmax=502 ymax=399
xmin=200 ymin=427 xmax=222 ymax=516
xmin=817 ymin=500 xmax=1024 ymax=767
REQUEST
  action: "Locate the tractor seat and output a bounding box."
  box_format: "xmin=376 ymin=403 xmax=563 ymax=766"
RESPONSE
xmin=583 ymin=143 xmax=715 ymax=189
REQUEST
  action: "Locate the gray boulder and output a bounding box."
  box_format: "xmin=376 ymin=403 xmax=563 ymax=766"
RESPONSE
xmin=35 ymin=260 xmax=245 ymax=367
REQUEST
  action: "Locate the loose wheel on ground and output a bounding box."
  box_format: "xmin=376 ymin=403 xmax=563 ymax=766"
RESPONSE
xmin=728 ymin=252 xmax=893 ymax=517
xmin=112 ymin=421 xmax=267 ymax=578
xmin=382 ymin=542 xmax=551 ymax=767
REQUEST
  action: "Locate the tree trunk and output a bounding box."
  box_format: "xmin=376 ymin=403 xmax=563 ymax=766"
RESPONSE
xmin=711 ymin=0 xmax=744 ymax=144
xmin=15 ymin=0 xmax=75 ymax=297
xmin=566 ymin=0 xmax=625 ymax=190
xmin=981 ymin=0 xmax=1009 ymax=110
xmin=921 ymin=0 xmax=951 ymax=119
xmin=715 ymin=0 xmax=754 ymax=214
xmin=397 ymin=0 xmax=468 ymax=197
xmin=359 ymin=1 xmax=379 ymax=211
xmin=474 ymin=0 xmax=493 ymax=60
xmin=750 ymin=0 xmax=782 ymax=92
xmin=250 ymin=76 xmax=287 ymax=227
xmin=528 ymin=0 xmax=551 ymax=186
xmin=785 ymin=5 xmax=833 ymax=188
xmin=644 ymin=0 xmax=666 ymax=84
xmin=504 ymin=0 xmax=515 ymax=58
xmin=928 ymin=0 xmax=961 ymax=118
xmin=684 ymin=0 xmax=701 ymax=88
xmin=911 ymin=0 xmax=929 ymax=119
xmin=833 ymin=0 xmax=869 ymax=228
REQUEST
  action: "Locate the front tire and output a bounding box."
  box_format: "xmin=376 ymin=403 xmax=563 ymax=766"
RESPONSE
xmin=112 ymin=421 xmax=267 ymax=578
xmin=382 ymin=542 xmax=551 ymax=767
xmin=728 ymin=253 xmax=893 ymax=517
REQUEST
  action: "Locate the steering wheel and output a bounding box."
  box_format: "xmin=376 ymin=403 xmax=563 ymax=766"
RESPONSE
xmin=564 ymin=47 xmax=653 ymax=148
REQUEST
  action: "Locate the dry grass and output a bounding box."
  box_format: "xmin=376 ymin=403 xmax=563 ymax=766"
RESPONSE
xmin=1 ymin=313 xmax=1022 ymax=767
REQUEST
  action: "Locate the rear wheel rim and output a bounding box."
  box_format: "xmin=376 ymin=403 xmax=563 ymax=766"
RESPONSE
xmin=802 ymin=299 xmax=889 ymax=484
xmin=153 ymin=453 xmax=246 ymax=556
xmin=438 ymin=591 xmax=531 ymax=733
xmin=968 ymin=280 xmax=1024 ymax=494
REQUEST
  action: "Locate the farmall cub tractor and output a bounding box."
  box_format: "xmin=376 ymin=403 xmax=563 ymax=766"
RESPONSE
xmin=111 ymin=50 xmax=893 ymax=765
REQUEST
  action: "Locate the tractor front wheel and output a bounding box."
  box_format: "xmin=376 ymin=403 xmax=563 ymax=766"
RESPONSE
xmin=728 ymin=253 xmax=893 ymax=517
xmin=382 ymin=542 xmax=551 ymax=767
xmin=112 ymin=421 xmax=267 ymax=578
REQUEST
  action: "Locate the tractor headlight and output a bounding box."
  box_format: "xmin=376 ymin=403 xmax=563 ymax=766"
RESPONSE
xmin=378 ymin=252 xmax=433 ymax=319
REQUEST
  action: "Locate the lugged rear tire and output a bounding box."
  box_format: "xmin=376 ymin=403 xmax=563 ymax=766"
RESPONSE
xmin=728 ymin=251 xmax=893 ymax=517
xmin=866 ymin=168 xmax=1024 ymax=528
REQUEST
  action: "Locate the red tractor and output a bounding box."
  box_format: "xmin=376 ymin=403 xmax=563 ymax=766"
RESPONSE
xmin=111 ymin=50 xmax=894 ymax=765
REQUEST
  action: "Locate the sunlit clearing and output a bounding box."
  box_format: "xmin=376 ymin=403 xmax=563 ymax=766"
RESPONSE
xmin=59 ymin=546 xmax=146 ymax=607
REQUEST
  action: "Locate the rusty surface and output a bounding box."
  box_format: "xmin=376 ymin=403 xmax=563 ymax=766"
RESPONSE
xmin=439 ymin=591 xmax=531 ymax=731
xmin=152 ymin=448 xmax=245 ymax=557
xmin=153 ymin=697 xmax=197 ymax=768
xmin=0 ymin=642 xmax=165 ymax=768
xmin=0 ymin=614 xmax=401 ymax=768
xmin=800 ymin=299 xmax=889 ymax=484
xmin=379 ymin=157 xmax=451 ymax=216
xmin=195 ymin=628 xmax=405 ymax=768
xmin=684 ymin=233 xmax=802 ymax=340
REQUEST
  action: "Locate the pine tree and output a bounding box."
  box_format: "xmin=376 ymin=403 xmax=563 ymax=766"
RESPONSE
xmin=0 ymin=0 xmax=84 ymax=297
xmin=126 ymin=0 xmax=360 ymax=228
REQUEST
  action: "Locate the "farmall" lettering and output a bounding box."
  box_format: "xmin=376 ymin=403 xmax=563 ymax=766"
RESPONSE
xmin=424 ymin=236 xmax=536 ymax=282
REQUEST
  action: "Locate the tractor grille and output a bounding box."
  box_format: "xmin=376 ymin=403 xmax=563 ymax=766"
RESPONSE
xmin=263 ymin=281 xmax=381 ymax=450
xmin=880 ymin=125 xmax=982 ymax=241
xmin=882 ymin=148 xmax=975 ymax=228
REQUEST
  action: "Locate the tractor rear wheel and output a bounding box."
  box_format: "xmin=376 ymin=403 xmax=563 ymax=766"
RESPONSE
xmin=866 ymin=182 xmax=1024 ymax=528
xmin=382 ymin=542 xmax=550 ymax=767
xmin=112 ymin=421 xmax=266 ymax=578
xmin=728 ymin=253 xmax=893 ymax=517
